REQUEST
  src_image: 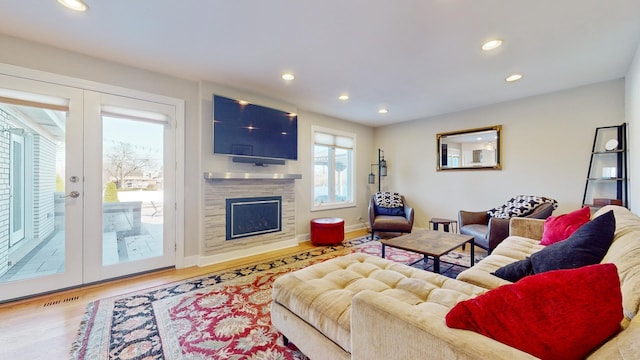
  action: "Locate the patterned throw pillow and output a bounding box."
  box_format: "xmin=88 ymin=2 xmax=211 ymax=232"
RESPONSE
xmin=374 ymin=192 xmax=403 ymax=208
xmin=487 ymin=195 xmax=558 ymax=219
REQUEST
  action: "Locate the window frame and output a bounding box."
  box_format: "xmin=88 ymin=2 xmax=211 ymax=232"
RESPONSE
xmin=311 ymin=126 xmax=356 ymax=211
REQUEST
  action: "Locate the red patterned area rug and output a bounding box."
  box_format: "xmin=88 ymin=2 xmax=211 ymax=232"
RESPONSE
xmin=71 ymin=235 xmax=484 ymax=359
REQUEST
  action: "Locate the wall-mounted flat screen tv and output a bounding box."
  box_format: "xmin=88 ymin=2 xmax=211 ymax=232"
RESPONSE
xmin=213 ymin=95 xmax=298 ymax=162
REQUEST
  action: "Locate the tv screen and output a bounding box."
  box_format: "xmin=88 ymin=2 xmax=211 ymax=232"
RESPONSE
xmin=213 ymin=95 xmax=298 ymax=161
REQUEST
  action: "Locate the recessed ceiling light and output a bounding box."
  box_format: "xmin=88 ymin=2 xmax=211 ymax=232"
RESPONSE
xmin=481 ymin=39 xmax=503 ymax=51
xmin=338 ymin=95 xmax=349 ymax=101
xmin=378 ymin=109 xmax=388 ymax=114
xmin=505 ymin=74 xmax=523 ymax=82
xmin=237 ymin=100 xmax=249 ymax=106
xmin=57 ymin=0 xmax=88 ymax=11
xmin=282 ymin=73 xmax=295 ymax=81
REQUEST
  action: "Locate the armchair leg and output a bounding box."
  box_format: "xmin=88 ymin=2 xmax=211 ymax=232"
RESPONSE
xmin=370 ymin=230 xmax=375 ymax=240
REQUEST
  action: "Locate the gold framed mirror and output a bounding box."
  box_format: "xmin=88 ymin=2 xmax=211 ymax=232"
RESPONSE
xmin=437 ymin=125 xmax=502 ymax=171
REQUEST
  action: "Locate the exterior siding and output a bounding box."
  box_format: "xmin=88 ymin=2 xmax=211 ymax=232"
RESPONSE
xmin=0 ymin=110 xmax=11 ymax=276
xmin=33 ymin=135 xmax=56 ymax=241
xmin=0 ymin=110 xmax=58 ymax=278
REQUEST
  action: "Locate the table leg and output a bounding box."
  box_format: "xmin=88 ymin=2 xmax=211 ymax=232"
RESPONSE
xmin=470 ymin=239 xmax=475 ymax=268
xmin=381 ymin=244 xmax=386 ymax=258
xmin=433 ymin=257 xmax=440 ymax=273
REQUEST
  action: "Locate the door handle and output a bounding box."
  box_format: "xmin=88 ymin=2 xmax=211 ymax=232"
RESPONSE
xmin=65 ymin=191 xmax=80 ymax=198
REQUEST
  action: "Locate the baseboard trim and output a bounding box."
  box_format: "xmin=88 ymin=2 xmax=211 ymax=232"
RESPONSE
xmin=180 ymin=255 xmax=199 ymax=269
xmin=183 ymin=223 xmax=371 ymax=268
xmin=197 ymin=238 xmax=299 ymax=267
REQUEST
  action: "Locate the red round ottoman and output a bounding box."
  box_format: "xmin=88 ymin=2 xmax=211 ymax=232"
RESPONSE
xmin=310 ymin=217 xmax=345 ymax=245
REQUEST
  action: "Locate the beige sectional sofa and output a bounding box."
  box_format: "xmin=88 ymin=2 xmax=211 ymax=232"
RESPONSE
xmin=271 ymin=205 xmax=640 ymax=359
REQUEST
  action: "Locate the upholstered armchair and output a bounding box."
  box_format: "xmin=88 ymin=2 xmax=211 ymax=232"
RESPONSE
xmin=368 ymin=192 xmax=414 ymax=239
xmin=458 ymin=195 xmax=557 ymax=254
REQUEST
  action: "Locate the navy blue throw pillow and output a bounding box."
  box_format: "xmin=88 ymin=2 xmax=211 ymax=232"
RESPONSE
xmin=492 ymin=257 xmax=533 ymax=282
xmin=492 ymin=210 xmax=615 ymax=282
xmin=376 ymin=206 xmax=405 ymax=216
xmin=530 ymin=210 xmax=615 ymax=273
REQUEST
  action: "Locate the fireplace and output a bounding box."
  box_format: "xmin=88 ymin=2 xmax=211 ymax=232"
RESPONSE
xmin=226 ymin=196 xmax=282 ymax=240
xmin=203 ymin=175 xmax=298 ymax=257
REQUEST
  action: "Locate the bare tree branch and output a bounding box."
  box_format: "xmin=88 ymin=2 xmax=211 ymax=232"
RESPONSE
xmin=104 ymin=142 xmax=156 ymax=188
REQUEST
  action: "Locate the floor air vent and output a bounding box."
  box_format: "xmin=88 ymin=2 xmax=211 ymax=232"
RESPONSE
xmin=43 ymin=295 xmax=80 ymax=308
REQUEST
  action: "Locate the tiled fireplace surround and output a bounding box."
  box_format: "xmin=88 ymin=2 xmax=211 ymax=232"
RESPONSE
xmin=203 ymin=174 xmax=298 ymax=260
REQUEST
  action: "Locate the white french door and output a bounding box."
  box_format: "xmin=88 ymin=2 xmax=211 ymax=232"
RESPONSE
xmin=0 ymin=71 xmax=179 ymax=302
xmin=83 ymin=91 xmax=176 ymax=282
xmin=0 ymin=74 xmax=84 ymax=301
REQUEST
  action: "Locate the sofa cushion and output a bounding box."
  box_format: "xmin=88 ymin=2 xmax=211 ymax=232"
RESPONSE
xmin=492 ymin=210 xmax=615 ymax=282
xmin=540 ymin=206 xmax=590 ymax=245
xmin=272 ymin=253 xmax=486 ymax=354
xmin=456 ymin=236 xmax=543 ymax=289
xmin=487 ymin=195 xmax=557 ymax=219
xmin=446 ymin=263 xmax=623 ymax=360
xmin=595 ymin=205 xmax=640 ymax=321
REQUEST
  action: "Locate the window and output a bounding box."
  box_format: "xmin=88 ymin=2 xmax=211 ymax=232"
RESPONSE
xmin=312 ymin=127 xmax=355 ymax=210
xmin=9 ymin=132 xmax=26 ymax=247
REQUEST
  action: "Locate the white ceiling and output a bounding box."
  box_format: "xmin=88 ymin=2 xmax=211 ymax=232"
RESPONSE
xmin=0 ymin=1 xmax=639 ymax=127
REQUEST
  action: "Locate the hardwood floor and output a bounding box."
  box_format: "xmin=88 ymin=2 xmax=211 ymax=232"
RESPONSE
xmin=0 ymin=229 xmax=367 ymax=360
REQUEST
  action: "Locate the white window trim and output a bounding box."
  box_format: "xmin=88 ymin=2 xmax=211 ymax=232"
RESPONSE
xmin=311 ymin=125 xmax=356 ymax=212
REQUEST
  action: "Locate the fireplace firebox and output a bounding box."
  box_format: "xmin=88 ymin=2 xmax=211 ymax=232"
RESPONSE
xmin=225 ymin=196 xmax=282 ymax=240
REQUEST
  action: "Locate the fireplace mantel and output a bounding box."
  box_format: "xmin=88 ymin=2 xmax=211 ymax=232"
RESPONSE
xmin=204 ymin=172 xmax=302 ymax=180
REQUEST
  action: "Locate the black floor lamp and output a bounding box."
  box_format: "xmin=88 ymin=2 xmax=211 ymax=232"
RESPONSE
xmin=368 ymin=148 xmax=387 ymax=192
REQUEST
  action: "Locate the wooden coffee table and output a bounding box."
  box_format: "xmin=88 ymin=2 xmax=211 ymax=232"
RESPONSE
xmin=380 ymin=229 xmax=474 ymax=274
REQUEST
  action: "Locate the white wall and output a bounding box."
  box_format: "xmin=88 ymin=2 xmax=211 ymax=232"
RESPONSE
xmin=626 ymin=42 xmax=640 ymax=214
xmin=376 ymin=80 xmax=626 ymax=228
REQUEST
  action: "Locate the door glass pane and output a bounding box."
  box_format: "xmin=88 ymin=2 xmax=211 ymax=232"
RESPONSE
xmin=313 ymin=145 xmax=329 ymax=204
xmin=334 ymin=147 xmax=352 ymax=202
xmin=0 ymin=103 xmax=66 ymax=283
xmin=102 ymin=116 xmax=164 ymax=265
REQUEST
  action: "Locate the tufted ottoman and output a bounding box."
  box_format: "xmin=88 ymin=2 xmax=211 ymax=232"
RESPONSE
xmin=271 ymin=253 xmax=487 ymax=359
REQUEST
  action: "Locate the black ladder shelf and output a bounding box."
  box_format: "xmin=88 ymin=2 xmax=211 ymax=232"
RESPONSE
xmin=582 ymin=123 xmax=628 ymax=211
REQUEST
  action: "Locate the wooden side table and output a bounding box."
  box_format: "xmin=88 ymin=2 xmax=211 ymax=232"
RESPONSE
xmin=430 ymin=218 xmax=464 ymax=249
xmin=429 ymin=218 xmax=458 ymax=233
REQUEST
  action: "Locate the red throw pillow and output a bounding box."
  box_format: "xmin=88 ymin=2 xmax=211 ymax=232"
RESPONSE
xmin=540 ymin=206 xmax=591 ymax=245
xmin=446 ymin=263 xmax=622 ymax=360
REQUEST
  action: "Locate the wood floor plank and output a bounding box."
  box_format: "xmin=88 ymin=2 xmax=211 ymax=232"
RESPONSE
xmin=0 ymin=229 xmax=367 ymax=360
